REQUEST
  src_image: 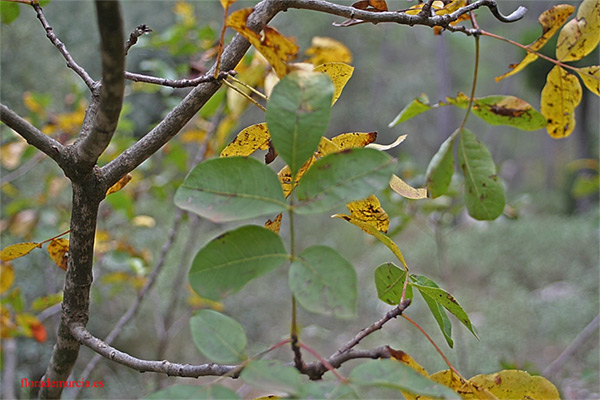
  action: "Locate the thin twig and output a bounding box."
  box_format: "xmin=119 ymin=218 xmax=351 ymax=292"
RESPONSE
xmin=32 ymin=3 xmax=96 ymax=90
xmin=125 ymin=70 xmax=236 ymax=88
xmin=221 ymin=79 xmax=266 ymax=112
xmin=298 ymin=341 xmax=348 ymax=382
xmin=125 ymin=24 xmax=152 ymax=55
xmin=331 ymin=299 xmax=411 ymax=358
xmin=73 ymin=211 xmax=184 ymax=399
xmin=227 ymin=75 xmax=269 ymax=101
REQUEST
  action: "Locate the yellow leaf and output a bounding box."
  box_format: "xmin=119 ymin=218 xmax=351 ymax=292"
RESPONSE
xmin=174 ymin=1 xmax=195 ymax=26
xmin=132 ymin=215 xmax=156 ymax=228
xmin=496 ymin=5 xmax=574 ymax=82
xmin=220 ymin=123 xmax=271 ymax=157
xmin=390 ymin=174 xmax=428 ymax=200
xmin=317 ymin=137 xmax=342 ymax=156
xmin=346 ymin=195 xmax=389 ymax=233
xmin=101 ymin=272 xmax=147 ymax=290
xmin=219 ymin=0 xmax=237 ymax=8
xmin=556 ymin=0 xmax=600 ymax=62
xmin=265 ymin=213 xmax=282 ymax=234
xmin=181 ymin=129 xmax=208 ymax=143
xmin=227 ymin=8 xmax=298 ymax=78
xmin=0 ymin=262 xmax=14 ymax=294
xmin=0 ymin=306 xmax=17 ymax=338
xmin=47 ymin=238 xmax=69 ymax=271
xmin=106 ymin=173 xmax=133 ymax=196
xmin=187 ymin=285 xmax=225 ymax=311
xmin=366 ymin=134 xmax=407 ymax=151
xmin=278 ymin=157 xmax=315 ymax=197
xmin=23 ymin=91 xmax=45 ymax=114
xmin=577 ymin=65 xmax=600 ymax=96
xmin=468 ymin=370 xmax=560 ymax=400
xmin=331 ymin=132 xmax=377 ymax=150
xmin=1 ymin=242 xmax=41 ymax=262
xmin=306 ymin=37 xmax=353 ymax=65
xmin=389 ymin=348 xmax=429 ymax=377
xmin=313 ymin=62 xmax=354 ymax=105
xmin=0 ymin=139 xmax=28 ymax=170
xmin=541 ymin=65 xmax=582 ymax=138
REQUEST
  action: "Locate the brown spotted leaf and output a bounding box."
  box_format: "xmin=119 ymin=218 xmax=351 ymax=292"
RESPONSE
xmin=1 ymin=242 xmax=41 ymax=262
xmin=220 ymin=123 xmax=271 ymax=158
xmin=265 ymin=213 xmax=282 ymax=234
xmin=47 ymin=238 xmax=69 ymax=271
xmin=467 ymin=370 xmax=560 ymax=400
xmin=346 ymin=195 xmax=389 ymax=233
xmin=541 ymin=65 xmax=582 ymax=138
xmin=556 ymin=0 xmax=600 ymax=62
xmin=577 ymin=66 xmax=600 ymax=96
xmin=331 ymin=132 xmax=377 ymax=150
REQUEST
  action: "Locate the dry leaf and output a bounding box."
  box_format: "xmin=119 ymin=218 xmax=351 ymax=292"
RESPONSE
xmin=390 ymin=174 xmax=428 ymax=200
xmin=220 ymin=123 xmax=271 ymax=157
xmin=106 ymin=173 xmax=133 ymax=196
xmin=265 ymin=213 xmax=283 ymax=234
xmin=346 ymin=195 xmax=389 ymax=233
xmin=47 ymin=238 xmax=69 ymax=271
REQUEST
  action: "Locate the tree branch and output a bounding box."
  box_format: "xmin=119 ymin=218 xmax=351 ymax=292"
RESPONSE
xmin=32 ymin=3 xmax=96 ymax=90
xmin=124 ymin=24 xmax=152 ymax=55
xmin=124 ymin=70 xmax=236 ymax=88
xmin=0 ymin=103 xmax=66 ymax=167
xmin=74 ymin=1 xmax=125 ymax=170
xmin=303 ymin=346 xmax=393 ymax=380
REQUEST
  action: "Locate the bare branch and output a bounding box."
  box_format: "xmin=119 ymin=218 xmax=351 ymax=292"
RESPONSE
xmin=0 ymin=103 xmax=66 ymax=167
xmin=303 ymin=346 xmax=393 ymax=380
xmin=32 ymin=3 xmax=96 ymax=90
xmin=74 ymin=1 xmax=125 ymax=169
xmin=124 ymin=70 xmax=236 ymax=88
xmin=331 ymin=299 xmax=411 ymax=358
xmin=70 ymin=324 xmax=238 ymax=378
xmin=125 ymin=24 xmax=152 ymax=55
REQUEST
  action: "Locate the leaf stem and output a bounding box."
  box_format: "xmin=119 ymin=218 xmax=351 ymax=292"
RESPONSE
xmin=459 ymin=34 xmax=480 ymax=131
xmin=39 ymin=230 xmax=71 ymax=246
xmin=221 ymin=79 xmax=267 ymax=112
xmin=227 ymin=75 xmax=269 ymax=101
xmin=298 ymin=341 xmax=348 ymax=383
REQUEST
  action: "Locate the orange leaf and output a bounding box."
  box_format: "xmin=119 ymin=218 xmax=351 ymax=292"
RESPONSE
xmin=47 ymin=238 xmax=69 ymax=271
xmin=31 ymin=321 xmax=47 ymax=343
xmin=106 ymin=173 xmax=133 ymax=195
xmin=1 ymin=242 xmax=41 ymax=262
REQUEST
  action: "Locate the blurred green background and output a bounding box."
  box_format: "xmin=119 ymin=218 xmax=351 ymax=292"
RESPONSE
xmin=1 ymin=1 xmax=598 ymax=399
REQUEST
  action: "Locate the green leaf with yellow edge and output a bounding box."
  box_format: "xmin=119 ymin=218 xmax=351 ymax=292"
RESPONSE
xmin=331 ymin=131 xmax=377 ymax=150
xmin=175 ymin=157 xmax=288 ymax=223
xmin=374 ymin=262 xmax=411 ymax=305
xmin=577 ymin=66 xmax=600 ymax=96
xmin=145 ymin=384 xmax=240 ymax=400
xmin=467 ymin=370 xmax=560 ymax=400
xmin=313 ymin=62 xmax=354 ymax=105
xmin=556 ymin=0 xmax=600 ymax=62
xmin=227 ymin=8 xmax=298 ymax=78
xmin=333 ymin=214 xmax=409 ymax=270
xmin=190 ymin=309 xmax=247 ymax=364
xmin=1 ymin=242 xmax=41 ymax=262
xmin=306 ymin=36 xmax=353 ymax=65
xmin=220 ymin=123 xmax=270 ymax=158
xmin=0 ymin=262 xmax=14 ymax=294
xmin=471 ymin=96 xmax=547 ymax=131
xmin=266 ymin=70 xmax=333 ymax=176
xmin=389 ymin=94 xmax=432 ymax=127
xmin=390 ymin=174 xmax=427 ymax=200
xmin=189 ymin=225 xmax=288 ymax=301
xmin=349 ymin=359 xmax=458 ymax=399
xmin=294 ymin=148 xmax=396 ymax=214
xmin=458 ymin=129 xmax=505 ymax=220
xmin=346 ymin=194 xmax=389 ymax=233
xmin=410 ymin=274 xmax=454 ymax=347
xmin=541 ymin=65 xmax=582 ymax=138
xmin=426 ymin=130 xmax=457 ymax=199
xmin=410 ymin=274 xmax=479 ymax=340
xmin=289 ymin=245 xmax=357 ymax=318
xmin=496 ymin=4 xmax=575 ymax=82
xmin=47 ymin=238 xmax=69 ymax=271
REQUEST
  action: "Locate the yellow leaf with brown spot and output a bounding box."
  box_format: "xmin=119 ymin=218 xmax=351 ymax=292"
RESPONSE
xmin=313 ymin=62 xmax=354 ymax=105
xmin=278 ymin=157 xmax=315 ymax=197
xmin=317 ymin=137 xmax=341 ymax=157
xmin=496 ymin=5 xmax=574 ymax=81
xmin=331 ymin=132 xmax=377 ymax=150
xmin=346 ymin=195 xmax=389 ymax=233
xmin=467 ymin=370 xmax=560 ymax=400
xmin=265 ymin=213 xmax=282 ymax=234
xmin=47 ymin=238 xmax=69 ymax=271
xmin=106 ymin=173 xmax=132 ymax=196
xmin=220 ymin=123 xmax=271 ymax=157
xmin=1 ymin=242 xmax=41 ymax=262
xmin=0 ymin=262 xmax=14 ymax=294
xmin=227 ymin=8 xmax=298 ymax=78
xmin=556 ymin=0 xmax=600 ymax=61
xmin=390 ymin=174 xmax=428 ymax=200
xmin=306 ymin=37 xmax=353 ymax=65
xmin=388 ymin=347 xmax=428 ymax=377
xmin=541 ymin=65 xmax=582 ymax=138
xmin=576 ymin=66 xmax=600 ymax=96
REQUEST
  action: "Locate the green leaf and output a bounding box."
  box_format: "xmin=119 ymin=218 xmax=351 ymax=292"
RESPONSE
xmin=1 ymin=3 xmax=20 ymax=24
xmin=294 ymin=148 xmax=396 ymax=214
xmin=289 ymin=245 xmax=357 ymax=318
xmin=174 ymin=157 xmax=288 ymax=223
xmin=240 ymin=360 xmax=305 ymax=396
xmin=409 ymin=275 xmax=453 ymax=347
xmin=374 ymin=263 xmax=412 ymax=305
xmin=471 ymin=96 xmax=547 ymax=131
xmin=145 ymin=384 xmax=239 ymax=400
xmin=410 ymin=275 xmax=479 ymax=340
xmin=189 ymin=225 xmax=288 ymax=300
xmin=349 ymin=359 xmax=458 ymax=398
xmin=426 ymin=130 xmax=457 ymax=199
xmin=266 ymin=70 xmax=334 ymax=176
xmin=458 ymin=129 xmax=505 ymax=220
xmin=190 ymin=310 xmax=247 ymax=363
xmin=388 ymin=94 xmax=432 ymax=127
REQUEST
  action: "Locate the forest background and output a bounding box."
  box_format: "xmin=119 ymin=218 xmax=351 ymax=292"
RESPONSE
xmin=0 ymin=0 xmax=598 ymax=399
